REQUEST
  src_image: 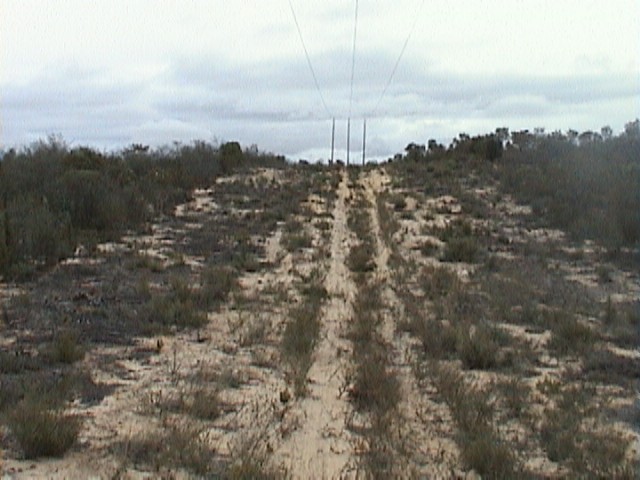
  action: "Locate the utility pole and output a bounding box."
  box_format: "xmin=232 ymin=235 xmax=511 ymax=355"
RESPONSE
xmin=346 ymin=118 xmax=351 ymax=166
xmin=330 ymin=118 xmax=335 ymax=164
xmin=362 ymin=118 xmax=367 ymax=166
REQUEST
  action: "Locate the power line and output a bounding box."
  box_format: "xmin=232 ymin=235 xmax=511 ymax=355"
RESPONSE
xmin=371 ymin=0 xmax=426 ymax=116
xmin=287 ymin=0 xmax=332 ymax=117
xmin=348 ymin=0 xmax=359 ymax=119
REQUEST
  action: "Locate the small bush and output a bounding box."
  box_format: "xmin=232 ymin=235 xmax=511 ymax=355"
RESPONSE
xmin=282 ymin=300 xmax=321 ymax=396
xmin=200 ymin=265 xmax=236 ymax=307
xmin=414 ymin=318 xmax=458 ymax=360
xmin=459 ymin=430 xmax=518 ymax=479
xmin=350 ymin=349 xmax=400 ymax=415
xmin=125 ymin=422 xmax=213 ymax=476
xmin=0 ymin=351 xmax=43 ymax=374
xmin=189 ymin=387 xmax=221 ymax=421
xmin=145 ymin=280 xmax=207 ymax=331
xmin=389 ymin=193 xmax=407 ymax=211
xmin=282 ymin=231 xmax=313 ymax=252
xmin=442 ymin=236 xmax=479 ymax=263
xmin=8 ymin=398 xmax=81 ymax=459
xmin=348 ymin=242 xmax=376 ymax=273
xmin=457 ymin=323 xmax=499 ymax=370
xmin=548 ymin=312 xmax=596 ymax=356
xmin=421 ymin=265 xmax=460 ymax=300
xmin=46 ymin=329 xmax=85 ymax=364
xmin=499 ymin=377 xmax=530 ymax=419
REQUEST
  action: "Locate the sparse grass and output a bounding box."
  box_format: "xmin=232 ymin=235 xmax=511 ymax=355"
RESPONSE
xmin=7 ymin=397 xmax=82 ymax=459
xmin=144 ymin=277 xmax=207 ymax=331
xmin=42 ymin=329 xmax=85 ymax=364
xmin=430 ymin=363 xmax=518 ymax=477
xmin=124 ymin=421 xmax=214 ymax=476
xmin=421 ymin=264 xmax=460 ymax=300
xmin=200 ymin=264 xmax=237 ymax=307
xmin=547 ymin=310 xmax=596 ymax=356
xmin=0 ymin=350 xmax=43 ymax=374
xmin=225 ymin=430 xmax=288 ymax=479
xmin=282 ymin=295 xmax=322 ymax=396
xmin=457 ymin=323 xmax=500 ymax=370
xmin=498 ymin=377 xmax=530 ymax=419
xmin=536 ymin=382 xmax=635 ymax=477
xmin=188 ymin=386 xmax=222 ymax=421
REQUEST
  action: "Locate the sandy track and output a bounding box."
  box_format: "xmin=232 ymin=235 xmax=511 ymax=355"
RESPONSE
xmin=359 ymin=168 xmax=461 ymax=477
xmin=277 ymin=170 xmax=357 ymax=479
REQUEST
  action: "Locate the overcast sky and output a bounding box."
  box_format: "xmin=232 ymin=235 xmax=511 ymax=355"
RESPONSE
xmin=1 ymin=0 xmax=638 ymax=160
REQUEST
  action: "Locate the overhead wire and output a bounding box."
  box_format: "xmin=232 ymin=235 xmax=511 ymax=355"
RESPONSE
xmin=348 ymin=0 xmax=359 ymax=119
xmin=287 ymin=0 xmax=332 ymax=118
xmin=371 ymin=0 xmax=426 ymax=117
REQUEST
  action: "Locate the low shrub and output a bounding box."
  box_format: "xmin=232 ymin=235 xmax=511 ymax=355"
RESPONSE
xmin=548 ymin=311 xmax=596 ymax=356
xmin=45 ymin=329 xmax=85 ymax=364
xmin=442 ymin=236 xmax=479 ymax=263
xmin=124 ymin=421 xmax=213 ymax=476
xmin=459 ymin=430 xmax=518 ymax=479
xmin=348 ymin=242 xmax=376 ymax=273
xmin=200 ymin=264 xmax=237 ymax=307
xmin=8 ymin=398 xmax=81 ymax=458
xmin=457 ymin=323 xmax=499 ymax=370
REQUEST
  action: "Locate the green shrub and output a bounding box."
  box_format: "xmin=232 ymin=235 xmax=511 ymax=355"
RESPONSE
xmin=200 ymin=265 xmax=237 ymax=306
xmin=125 ymin=422 xmax=213 ymax=475
xmin=282 ymin=300 xmax=322 ymax=396
xmin=457 ymin=323 xmax=499 ymax=370
xmin=46 ymin=329 xmax=85 ymax=364
xmin=8 ymin=398 xmax=81 ymax=458
xmin=548 ymin=312 xmax=596 ymax=356
xmin=348 ymin=242 xmax=376 ymax=273
xmin=350 ymin=349 xmax=400 ymax=415
xmin=188 ymin=387 xmax=221 ymax=421
xmin=145 ymin=279 xmax=207 ymax=331
xmin=459 ymin=430 xmax=517 ymax=479
xmin=442 ymin=236 xmax=479 ymax=263
xmin=282 ymin=231 xmax=313 ymax=252
xmin=421 ymin=265 xmax=460 ymax=300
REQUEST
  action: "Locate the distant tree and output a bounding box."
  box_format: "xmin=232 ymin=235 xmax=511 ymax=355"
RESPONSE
xmin=578 ymin=131 xmax=602 ymax=145
xmin=566 ymin=129 xmax=579 ymax=145
xmin=428 ymin=139 xmax=445 ymax=154
xmin=219 ymin=141 xmax=244 ymax=174
xmin=624 ymin=119 xmax=640 ymax=139
xmin=511 ymin=130 xmax=534 ymax=150
xmin=601 ymin=125 xmax=613 ymax=141
xmin=405 ymin=143 xmax=426 ymax=161
xmin=495 ymin=127 xmax=510 ymax=144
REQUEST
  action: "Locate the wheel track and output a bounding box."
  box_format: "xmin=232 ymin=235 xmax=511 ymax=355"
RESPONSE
xmin=359 ymin=168 xmax=461 ymax=477
xmin=277 ymin=169 xmax=358 ymax=479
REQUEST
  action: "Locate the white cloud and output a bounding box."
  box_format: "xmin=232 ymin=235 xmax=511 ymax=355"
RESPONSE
xmin=1 ymin=0 xmax=638 ymax=159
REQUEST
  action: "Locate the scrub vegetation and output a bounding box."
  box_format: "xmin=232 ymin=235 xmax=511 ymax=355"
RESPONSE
xmin=0 ymin=121 xmax=638 ymax=477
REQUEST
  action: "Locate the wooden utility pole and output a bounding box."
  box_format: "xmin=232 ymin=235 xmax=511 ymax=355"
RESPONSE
xmin=362 ymin=118 xmax=367 ymax=166
xmin=346 ymin=118 xmax=351 ymax=166
xmin=330 ymin=118 xmax=335 ymax=164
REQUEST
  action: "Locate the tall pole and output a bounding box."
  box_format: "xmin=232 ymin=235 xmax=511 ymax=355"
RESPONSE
xmin=362 ymin=118 xmax=367 ymax=166
xmin=346 ymin=118 xmax=351 ymax=166
xmin=330 ymin=118 xmax=335 ymax=164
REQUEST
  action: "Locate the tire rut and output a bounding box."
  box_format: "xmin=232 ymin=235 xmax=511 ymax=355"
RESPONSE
xmin=277 ymin=170 xmax=358 ymax=479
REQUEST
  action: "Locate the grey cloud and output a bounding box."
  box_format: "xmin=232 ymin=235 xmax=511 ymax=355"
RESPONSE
xmin=2 ymin=49 xmax=637 ymax=160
